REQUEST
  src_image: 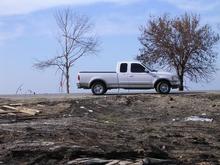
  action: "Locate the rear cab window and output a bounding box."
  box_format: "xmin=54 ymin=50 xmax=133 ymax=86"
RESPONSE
xmin=131 ymin=63 xmax=145 ymax=73
xmin=120 ymin=63 xmax=128 ymax=73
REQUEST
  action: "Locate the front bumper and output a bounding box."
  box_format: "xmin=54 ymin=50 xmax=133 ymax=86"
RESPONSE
xmin=170 ymin=80 xmax=180 ymax=89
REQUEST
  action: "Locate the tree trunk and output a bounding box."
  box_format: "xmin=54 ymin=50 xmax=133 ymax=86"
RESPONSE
xmin=66 ymin=67 xmax=70 ymax=94
xmin=179 ymin=75 xmax=184 ymax=91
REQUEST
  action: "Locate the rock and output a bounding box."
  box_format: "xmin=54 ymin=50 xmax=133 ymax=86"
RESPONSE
xmin=117 ymin=98 xmax=129 ymax=105
xmin=169 ymin=97 xmax=174 ymax=101
xmin=211 ymin=104 xmax=217 ymax=107
xmin=161 ymin=145 xmax=166 ymax=150
xmin=136 ymin=100 xmax=143 ymax=104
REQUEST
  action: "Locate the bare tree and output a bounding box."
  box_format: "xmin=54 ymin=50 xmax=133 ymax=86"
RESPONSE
xmin=137 ymin=13 xmax=219 ymax=91
xmin=34 ymin=8 xmax=99 ymax=93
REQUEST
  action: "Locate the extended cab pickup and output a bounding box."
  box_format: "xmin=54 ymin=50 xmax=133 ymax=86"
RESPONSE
xmin=77 ymin=61 xmax=180 ymax=95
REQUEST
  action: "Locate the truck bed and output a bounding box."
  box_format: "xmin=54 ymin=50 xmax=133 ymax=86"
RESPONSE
xmin=78 ymin=72 xmax=118 ymax=89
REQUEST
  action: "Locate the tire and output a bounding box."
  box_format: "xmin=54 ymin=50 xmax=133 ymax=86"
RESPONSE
xmin=156 ymin=81 xmax=171 ymax=94
xmin=91 ymin=82 xmax=107 ymax=95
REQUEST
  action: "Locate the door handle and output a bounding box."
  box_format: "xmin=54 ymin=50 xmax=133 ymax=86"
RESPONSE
xmin=129 ymin=75 xmax=134 ymax=77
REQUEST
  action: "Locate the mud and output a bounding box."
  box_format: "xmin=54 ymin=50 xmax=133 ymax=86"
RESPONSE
xmin=0 ymin=93 xmax=220 ymax=164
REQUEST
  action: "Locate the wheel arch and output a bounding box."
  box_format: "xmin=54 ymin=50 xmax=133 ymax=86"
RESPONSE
xmin=89 ymin=79 xmax=107 ymax=88
xmin=154 ymin=79 xmax=171 ymax=89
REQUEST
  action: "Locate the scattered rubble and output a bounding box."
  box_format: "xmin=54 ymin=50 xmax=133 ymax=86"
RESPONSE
xmin=0 ymin=93 xmax=220 ymax=164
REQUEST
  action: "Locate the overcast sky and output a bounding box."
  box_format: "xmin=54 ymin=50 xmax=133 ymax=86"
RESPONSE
xmin=0 ymin=0 xmax=219 ymax=94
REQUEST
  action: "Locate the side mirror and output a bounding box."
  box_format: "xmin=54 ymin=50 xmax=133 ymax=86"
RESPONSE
xmin=145 ymin=69 xmax=149 ymax=73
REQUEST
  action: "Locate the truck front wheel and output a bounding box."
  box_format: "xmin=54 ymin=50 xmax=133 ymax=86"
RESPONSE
xmin=91 ymin=82 xmax=107 ymax=95
xmin=156 ymin=81 xmax=171 ymax=94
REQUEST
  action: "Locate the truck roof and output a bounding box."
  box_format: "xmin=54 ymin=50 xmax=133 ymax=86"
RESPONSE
xmin=117 ymin=61 xmax=141 ymax=64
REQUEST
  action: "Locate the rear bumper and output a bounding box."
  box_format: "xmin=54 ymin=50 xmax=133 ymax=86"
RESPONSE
xmin=77 ymin=83 xmax=90 ymax=89
xmin=77 ymin=83 xmax=81 ymax=88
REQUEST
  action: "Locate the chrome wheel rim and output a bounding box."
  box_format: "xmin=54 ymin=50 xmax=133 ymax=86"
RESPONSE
xmin=93 ymin=84 xmax=104 ymax=94
xmin=160 ymin=83 xmax=169 ymax=93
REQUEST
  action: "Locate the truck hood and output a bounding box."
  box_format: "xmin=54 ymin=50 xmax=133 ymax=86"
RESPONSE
xmin=150 ymin=71 xmax=176 ymax=78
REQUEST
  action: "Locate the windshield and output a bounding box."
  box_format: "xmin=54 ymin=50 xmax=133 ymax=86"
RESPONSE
xmin=141 ymin=63 xmax=157 ymax=72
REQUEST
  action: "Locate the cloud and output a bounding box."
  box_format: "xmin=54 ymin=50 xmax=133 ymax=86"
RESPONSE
xmin=0 ymin=0 xmax=140 ymax=16
xmin=95 ymin=12 xmax=143 ymax=36
xmin=0 ymin=23 xmax=24 ymax=44
xmin=161 ymin=0 xmax=220 ymax=12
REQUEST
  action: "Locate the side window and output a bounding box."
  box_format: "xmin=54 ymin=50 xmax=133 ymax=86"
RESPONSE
xmin=120 ymin=63 xmax=127 ymax=73
xmin=131 ymin=63 xmax=145 ymax=73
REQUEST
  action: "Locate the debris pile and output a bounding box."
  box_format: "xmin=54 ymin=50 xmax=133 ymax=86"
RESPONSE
xmin=0 ymin=104 xmax=41 ymax=116
xmin=0 ymin=93 xmax=220 ymax=164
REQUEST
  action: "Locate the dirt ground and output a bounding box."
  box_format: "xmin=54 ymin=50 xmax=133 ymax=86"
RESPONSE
xmin=0 ymin=93 xmax=220 ymax=165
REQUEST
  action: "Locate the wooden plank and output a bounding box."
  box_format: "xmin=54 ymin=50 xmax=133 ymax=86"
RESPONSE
xmin=0 ymin=109 xmax=18 ymax=116
xmin=9 ymin=103 xmax=23 ymax=106
xmin=2 ymin=105 xmax=17 ymax=110
xmin=17 ymin=108 xmax=41 ymax=116
xmin=8 ymin=113 xmax=16 ymax=116
xmin=1 ymin=105 xmax=41 ymax=115
xmin=0 ymin=109 xmax=6 ymax=112
xmin=0 ymin=109 xmax=7 ymax=113
xmin=0 ymin=109 xmax=19 ymax=114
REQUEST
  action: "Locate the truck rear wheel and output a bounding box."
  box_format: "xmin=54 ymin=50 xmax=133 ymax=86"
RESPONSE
xmin=91 ymin=82 xmax=107 ymax=95
xmin=156 ymin=81 xmax=171 ymax=94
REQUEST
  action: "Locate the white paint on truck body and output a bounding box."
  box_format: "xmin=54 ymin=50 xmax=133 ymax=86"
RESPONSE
xmin=77 ymin=61 xmax=180 ymax=94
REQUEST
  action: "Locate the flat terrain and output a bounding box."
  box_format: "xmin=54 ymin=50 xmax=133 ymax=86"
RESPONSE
xmin=0 ymin=92 xmax=220 ymax=165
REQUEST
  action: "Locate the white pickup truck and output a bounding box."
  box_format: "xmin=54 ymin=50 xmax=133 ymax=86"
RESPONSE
xmin=77 ymin=61 xmax=180 ymax=95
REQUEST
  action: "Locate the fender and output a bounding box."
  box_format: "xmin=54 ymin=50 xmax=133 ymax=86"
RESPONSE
xmin=89 ymin=78 xmax=107 ymax=88
xmin=153 ymin=78 xmax=171 ymax=88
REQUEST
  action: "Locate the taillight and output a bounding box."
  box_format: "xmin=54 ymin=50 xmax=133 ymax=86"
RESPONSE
xmin=78 ymin=74 xmax=80 ymax=81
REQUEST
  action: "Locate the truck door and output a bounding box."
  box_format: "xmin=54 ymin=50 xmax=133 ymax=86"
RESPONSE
xmin=117 ymin=63 xmax=130 ymax=88
xmin=127 ymin=63 xmax=153 ymax=88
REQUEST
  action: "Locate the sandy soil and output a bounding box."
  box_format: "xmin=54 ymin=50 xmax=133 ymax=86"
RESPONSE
xmin=0 ymin=93 xmax=220 ymax=165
